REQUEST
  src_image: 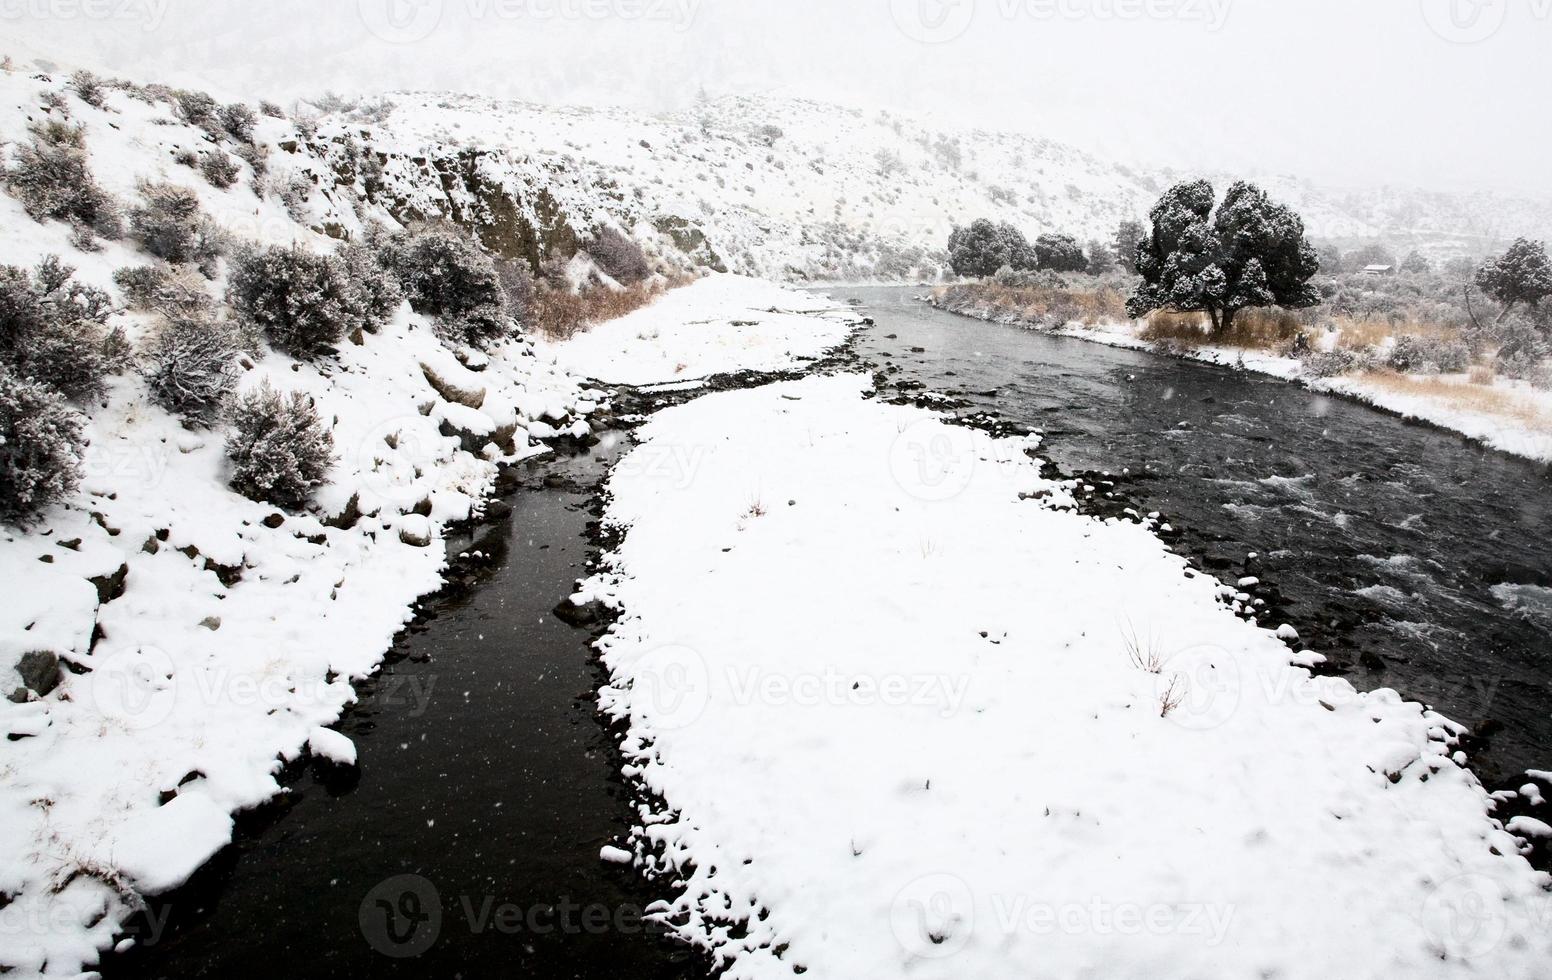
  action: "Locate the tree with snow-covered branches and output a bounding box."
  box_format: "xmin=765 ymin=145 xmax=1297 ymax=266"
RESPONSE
xmin=1127 ymin=180 xmax=1320 ymax=336
xmin=1476 ymin=238 xmax=1552 ymax=323
xmin=1034 ymin=232 xmax=1087 ymax=273
xmin=947 ymin=220 xmax=1036 ymax=278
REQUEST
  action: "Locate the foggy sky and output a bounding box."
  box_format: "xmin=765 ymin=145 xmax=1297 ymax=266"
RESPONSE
xmin=4 ymin=0 xmax=1548 ymax=195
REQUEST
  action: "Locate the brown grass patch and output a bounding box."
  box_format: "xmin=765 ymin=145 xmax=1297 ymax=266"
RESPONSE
xmin=1355 ymin=370 xmax=1551 ymax=428
xmin=531 ymin=275 xmax=691 ymax=340
xmin=1139 ymin=308 xmax=1300 ymax=351
xmin=935 ymin=282 xmax=1127 ymax=327
xmin=1332 ymin=316 xmax=1460 ymax=351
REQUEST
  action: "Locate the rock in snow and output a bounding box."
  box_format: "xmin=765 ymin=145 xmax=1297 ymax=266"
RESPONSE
xmin=308 ymin=727 xmax=359 ymax=767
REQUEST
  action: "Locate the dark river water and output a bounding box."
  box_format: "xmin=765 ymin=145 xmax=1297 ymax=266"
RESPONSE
xmin=848 ymin=286 xmax=1552 ymax=787
xmin=106 ymin=286 xmax=1552 ymax=978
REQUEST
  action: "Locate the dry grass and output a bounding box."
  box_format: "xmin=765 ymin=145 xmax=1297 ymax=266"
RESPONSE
xmin=1469 ymin=365 xmax=1495 ymax=386
xmin=1332 ymin=316 xmax=1459 ymax=351
xmin=1141 ymin=308 xmax=1301 ymax=351
xmin=935 ymin=282 xmax=1128 ymax=327
xmin=531 ymin=275 xmax=692 ymax=340
xmin=1121 ymin=624 xmax=1166 ymax=674
xmin=1354 ymin=370 xmax=1552 ymax=428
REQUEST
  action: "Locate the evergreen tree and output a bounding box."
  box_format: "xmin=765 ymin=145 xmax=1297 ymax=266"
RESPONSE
xmin=1476 ymin=238 xmax=1552 ymax=322
xmin=1127 ymin=180 xmax=1320 ymax=335
xmin=1034 ymin=232 xmax=1087 ymax=273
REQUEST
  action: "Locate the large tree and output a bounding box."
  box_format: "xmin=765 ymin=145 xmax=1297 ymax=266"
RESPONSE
xmin=1033 ymin=232 xmax=1087 ymax=272
xmin=1476 ymin=238 xmax=1552 ymax=321
xmin=1113 ymin=219 xmax=1145 ymax=274
xmin=947 ymin=219 xmax=1036 ymax=278
xmin=1126 ymin=180 xmax=1320 ymax=335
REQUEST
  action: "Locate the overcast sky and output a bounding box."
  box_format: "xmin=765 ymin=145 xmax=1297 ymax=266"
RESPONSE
xmin=5 ymin=0 xmax=1548 ymax=194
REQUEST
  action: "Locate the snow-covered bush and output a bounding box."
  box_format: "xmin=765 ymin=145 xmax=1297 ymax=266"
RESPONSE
xmin=0 ymin=257 xmax=114 ymax=402
xmin=585 ymin=227 xmax=651 ymax=284
xmin=227 ymin=244 xmax=362 ymax=358
xmin=114 ymin=264 xmax=214 ymax=321
xmin=142 ymin=315 xmax=243 ymax=424
xmin=5 ymin=121 xmax=122 ymax=242
xmin=1492 ymin=313 xmax=1550 ymax=380
xmin=259 ymin=100 xmax=284 ymax=119
xmin=387 ymin=229 xmax=510 ymax=347
xmin=0 ymin=366 xmax=84 ymax=525
xmin=336 ymin=235 xmax=404 ymax=330
xmin=494 ymin=258 xmax=536 ymax=324
xmin=200 ymin=153 xmax=240 ymax=189
xmin=224 ymin=381 xmax=334 ymax=508
xmin=127 ymin=182 xmax=226 ymax=274
xmin=1302 ymin=348 xmax=1366 ymax=378
xmin=218 ymin=103 xmax=257 ymax=144
xmin=175 ymin=89 xmax=219 ymax=130
xmin=69 ymin=70 xmax=105 ymax=108
xmin=1387 ymin=334 xmax=1472 ymax=374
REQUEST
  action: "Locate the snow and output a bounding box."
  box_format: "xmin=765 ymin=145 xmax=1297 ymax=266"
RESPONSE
xmin=1506 ymin=816 xmax=1552 ymax=839
xmin=307 ymin=727 xmax=358 ymax=767
xmin=94 ymin=793 xmax=233 ymax=896
xmin=583 ymin=372 xmax=1552 ymax=978
xmin=533 ymin=273 xmax=865 ymax=385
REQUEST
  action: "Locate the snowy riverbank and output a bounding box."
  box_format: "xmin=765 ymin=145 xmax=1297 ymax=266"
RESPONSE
xmin=0 ymin=272 xmax=860 ymax=977
xmin=930 ymin=294 xmax=1552 ymax=466
xmin=577 ymin=371 xmax=1552 ymax=978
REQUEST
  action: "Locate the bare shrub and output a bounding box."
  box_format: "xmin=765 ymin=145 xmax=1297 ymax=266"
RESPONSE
xmin=224 ymin=381 xmax=334 ymax=508
xmin=0 ymin=257 xmax=114 ymax=402
xmin=127 ymin=182 xmax=225 ymax=274
xmin=6 ymin=121 xmax=122 ymax=240
xmin=69 ymin=71 xmax=105 ymax=108
xmin=200 ymin=152 xmax=241 ymax=189
xmin=584 ymin=227 xmax=651 ymax=284
xmin=0 ymin=366 xmax=84 ymax=525
xmin=142 ymin=314 xmax=243 ymax=424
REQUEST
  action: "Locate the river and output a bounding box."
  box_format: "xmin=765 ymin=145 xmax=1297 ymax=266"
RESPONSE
xmin=107 ymin=285 xmax=1552 ymax=978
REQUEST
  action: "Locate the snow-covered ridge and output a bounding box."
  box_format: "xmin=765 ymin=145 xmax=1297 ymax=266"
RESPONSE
xmin=582 ymin=372 xmax=1552 ymax=978
xmin=359 ymin=90 xmax=1552 ymax=281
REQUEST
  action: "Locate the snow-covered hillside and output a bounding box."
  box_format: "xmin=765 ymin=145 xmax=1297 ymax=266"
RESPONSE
xmin=346 ymin=91 xmax=1552 ymax=281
